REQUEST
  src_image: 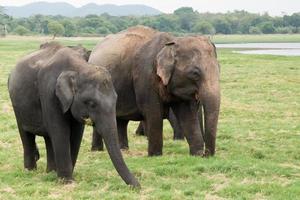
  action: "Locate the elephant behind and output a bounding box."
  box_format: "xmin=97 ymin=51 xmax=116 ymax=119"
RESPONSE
xmin=8 ymin=42 xmax=139 ymax=187
xmin=89 ymin=26 xmax=220 ymax=157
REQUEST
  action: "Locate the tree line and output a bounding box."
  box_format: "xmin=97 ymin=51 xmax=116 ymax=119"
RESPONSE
xmin=1 ymin=7 xmax=300 ymax=37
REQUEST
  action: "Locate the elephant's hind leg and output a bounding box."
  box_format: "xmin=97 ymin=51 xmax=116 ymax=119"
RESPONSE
xmin=18 ymin=128 xmax=38 ymax=170
xmin=117 ymin=119 xmax=129 ymax=150
xmin=135 ymin=121 xmax=146 ymax=136
xmin=91 ymin=128 xmax=104 ymax=151
xmin=44 ymin=136 xmax=56 ymax=172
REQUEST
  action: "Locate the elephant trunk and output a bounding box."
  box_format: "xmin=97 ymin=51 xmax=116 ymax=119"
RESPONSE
xmin=95 ymin=117 xmax=140 ymax=187
xmin=200 ymin=84 xmax=220 ymax=156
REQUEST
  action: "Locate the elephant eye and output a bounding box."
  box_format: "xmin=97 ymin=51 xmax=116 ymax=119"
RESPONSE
xmin=187 ymin=67 xmax=201 ymax=81
xmin=84 ymin=100 xmax=97 ymax=109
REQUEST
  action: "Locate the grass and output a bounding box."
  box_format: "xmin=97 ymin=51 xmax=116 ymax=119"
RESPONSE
xmin=0 ymin=35 xmax=299 ymax=199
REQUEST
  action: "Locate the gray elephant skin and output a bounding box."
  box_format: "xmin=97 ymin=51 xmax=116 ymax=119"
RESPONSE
xmin=89 ymin=26 xmax=220 ymax=157
xmin=8 ymin=42 xmax=140 ymax=187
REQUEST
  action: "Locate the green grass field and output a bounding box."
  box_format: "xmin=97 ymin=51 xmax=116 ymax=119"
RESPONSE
xmin=0 ymin=36 xmax=299 ymax=199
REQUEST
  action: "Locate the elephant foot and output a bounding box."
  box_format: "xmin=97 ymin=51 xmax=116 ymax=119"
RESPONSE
xmin=190 ymin=149 xmax=205 ymax=157
xmin=148 ymin=150 xmax=162 ymax=157
xmin=24 ymin=159 xmax=37 ymax=170
xmin=120 ymin=145 xmax=129 ymax=150
xmin=58 ymin=177 xmax=74 ymax=184
xmin=24 ymin=165 xmax=37 ymax=171
xmin=91 ymin=145 xmax=104 ymax=152
xmin=204 ymin=149 xmax=215 ymax=157
xmin=135 ymin=129 xmax=146 ymax=136
xmin=46 ymin=165 xmax=56 ymax=173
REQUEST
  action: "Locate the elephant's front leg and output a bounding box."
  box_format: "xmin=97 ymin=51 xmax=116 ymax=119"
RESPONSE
xmin=70 ymin=119 xmax=84 ymax=169
xmin=144 ymin=110 xmax=163 ymax=156
xmin=91 ymin=128 xmax=104 ymax=151
xmin=44 ymin=136 xmax=56 ymax=172
xmin=117 ymin=119 xmax=129 ymax=150
xmin=48 ymin=123 xmax=73 ymax=182
xmin=171 ymin=101 xmax=204 ymax=156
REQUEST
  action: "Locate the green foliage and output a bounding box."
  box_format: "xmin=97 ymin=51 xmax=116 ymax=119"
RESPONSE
xmin=0 ymin=36 xmax=299 ymax=199
xmin=249 ymin=26 xmax=262 ymax=34
xmin=47 ymin=21 xmax=65 ymax=38
xmin=62 ymin=20 xmax=76 ymax=37
xmin=192 ymin=21 xmax=215 ymax=34
xmin=214 ymin=18 xmax=232 ymax=34
xmin=259 ymin=21 xmax=275 ymax=34
xmin=174 ymin=7 xmax=198 ymax=32
xmin=275 ymin=26 xmax=293 ymax=34
xmin=96 ymin=26 xmax=110 ymax=35
xmin=1 ymin=9 xmax=300 ymax=36
xmin=14 ymin=25 xmax=30 ymax=35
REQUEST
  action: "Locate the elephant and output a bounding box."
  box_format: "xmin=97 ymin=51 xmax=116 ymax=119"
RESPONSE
xmin=135 ymin=109 xmax=185 ymax=140
xmin=8 ymin=42 xmax=140 ymax=187
xmin=89 ymin=26 xmax=220 ymax=157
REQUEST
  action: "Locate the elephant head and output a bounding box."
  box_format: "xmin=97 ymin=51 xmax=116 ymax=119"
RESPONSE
xmin=156 ymin=36 xmax=220 ymax=156
xmin=55 ymin=65 xmax=140 ymax=187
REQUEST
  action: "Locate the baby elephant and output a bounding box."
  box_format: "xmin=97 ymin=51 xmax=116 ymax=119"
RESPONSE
xmin=8 ymin=42 xmax=139 ymax=187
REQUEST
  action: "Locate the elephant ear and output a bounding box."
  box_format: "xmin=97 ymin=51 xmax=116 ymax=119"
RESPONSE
xmin=55 ymin=71 xmax=78 ymax=113
xmin=156 ymin=42 xmax=176 ymax=85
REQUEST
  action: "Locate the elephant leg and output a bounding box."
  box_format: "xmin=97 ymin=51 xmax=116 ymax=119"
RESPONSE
xmin=144 ymin=111 xmax=163 ymax=156
xmin=70 ymin=119 xmax=84 ymax=169
xmin=171 ymin=102 xmax=204 ymax=156
xmin=135 ymin=121 xmax=146 ymax=136
xmin=50 ymin=130 xmax=73 ymax=182
xmin=168 ymin=109 xmax=184 ymax=140
xmin=44 ymin=136 xmax=56 ymax=172
xmin=91 ymin=128 xmax=104 ymax=151
xmin=117 ymin=119 xmax=129 ymax=150
xmin=19 ymin=130 xmax=38 ymax=170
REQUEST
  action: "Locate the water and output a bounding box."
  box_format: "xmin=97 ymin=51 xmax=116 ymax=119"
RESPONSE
xmin=216 ymin=43 xmax=300 ymax=56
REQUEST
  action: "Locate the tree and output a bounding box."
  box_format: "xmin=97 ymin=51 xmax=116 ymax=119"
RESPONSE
xmin=213 ymin=18 xmax=232 ymax=34
xmin=174 ymin=7 xmax=198 ymax=32
xmin=96 ymin=27 xmax=110 ymax=35
xmin=259 ymin=21 xmax=275 ymax=34
xmin=0 ymin=6 xmax=9 ymax=36
xmin=192 ymin=21 xmax=215 ymax=34
xmin=47 ymin=21 xmax=64 ymax=39
xmin=249 ymin=26 xmax=262 ymax=34
xmin=14 ymin=25 xmax=30 ymax=35
xmin=62 ymin=20 xmax=76 ymax=37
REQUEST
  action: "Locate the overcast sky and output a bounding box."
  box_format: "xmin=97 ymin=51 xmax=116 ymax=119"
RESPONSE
xmin=1 ymin=0 xmax=300 ymax=16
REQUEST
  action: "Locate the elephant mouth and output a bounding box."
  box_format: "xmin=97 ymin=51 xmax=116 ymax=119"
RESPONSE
xmin=82 ymin=117 xmax=94 ymax=126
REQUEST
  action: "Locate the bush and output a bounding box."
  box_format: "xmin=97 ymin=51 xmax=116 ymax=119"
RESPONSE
xmin=249 ymin=26 xmax=262 ymax=34
xmin=47 ymin=21 xmax=65 ymax=38
xmin=275 ymin=26 xmax=293 ymax=34
xmin=192 ymin=21 xmax=215 ymax=34
xmin=259 ymin=21 xmax=275 ymax=34
xmin=14 ymin=25 xmax=30 ymax=36
xmin=96 ymin=27 xmax=111 ymax=35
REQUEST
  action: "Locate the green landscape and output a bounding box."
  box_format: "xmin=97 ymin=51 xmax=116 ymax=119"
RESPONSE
xmin=0 ymin=35 xmax=299 ymax=199
xmin=1 ymin=6 xmax=300 ymax=37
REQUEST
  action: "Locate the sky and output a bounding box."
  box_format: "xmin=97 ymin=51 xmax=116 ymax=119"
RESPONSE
xmin=0 ymin=0 xmax=300 ymax=16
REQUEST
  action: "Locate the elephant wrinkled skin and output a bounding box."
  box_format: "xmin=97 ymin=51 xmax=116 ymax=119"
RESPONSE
xmin=8 ymin=42 xmax=140 ymax=187
xmin=90 ymin=26 xmax=220 ymax=157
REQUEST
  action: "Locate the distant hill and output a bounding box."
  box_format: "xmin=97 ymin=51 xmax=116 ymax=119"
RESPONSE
xmin=4 ymin=1 xmax=162 ymax=17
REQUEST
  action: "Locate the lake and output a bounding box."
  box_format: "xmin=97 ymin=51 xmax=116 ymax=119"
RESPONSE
xmin=215 ymin=43 xmax=300 ymax=56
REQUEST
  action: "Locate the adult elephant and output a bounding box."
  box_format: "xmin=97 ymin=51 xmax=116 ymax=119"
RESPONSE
xmin=89 ymin=26 xmax=220 ymax=156
xmin=8 ymin=42 xmax=139 ymax=187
